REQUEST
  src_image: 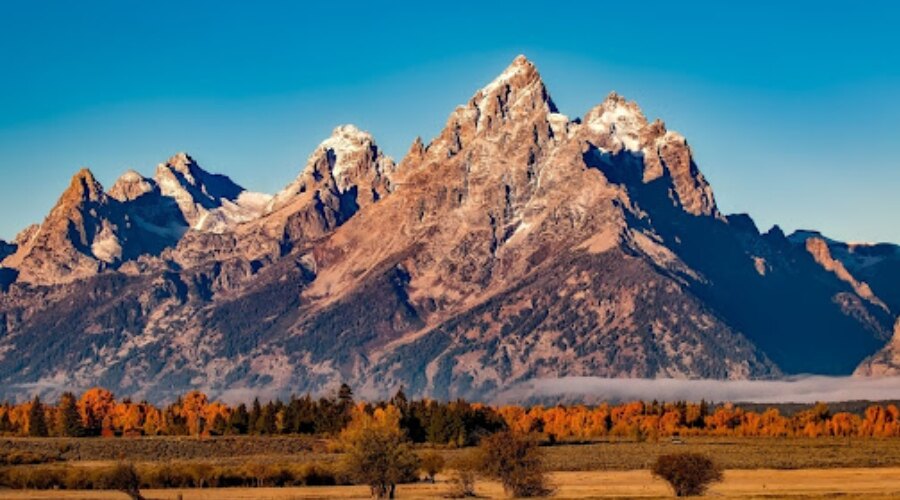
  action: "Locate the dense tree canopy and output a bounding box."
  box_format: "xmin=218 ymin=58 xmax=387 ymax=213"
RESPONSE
xmin=5 ymin=387 xmax=900 ymax=440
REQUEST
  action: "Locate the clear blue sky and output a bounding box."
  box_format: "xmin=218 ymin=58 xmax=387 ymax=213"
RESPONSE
xmin=1 ymin=1 xmax=898 ymax=243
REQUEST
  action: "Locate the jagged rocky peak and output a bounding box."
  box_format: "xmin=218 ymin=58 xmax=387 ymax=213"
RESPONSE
xmin=424 ymin=55 xmax=563 ymax=163
xmin=109 ymin=169 xmax=156 ymax=202
xmin=268 ymin=124 xmax=395 ymax=214
xmin=45 ymin=168 xmax=109 ymax=229
xmin=581 ymin=91 xmax=718 ymax=217
xmin=62 ymin=168 xmax=106 ymax=206
xmin=471 ymin=54 xmax=558 ymax=129
xmin=583 ymin=91 xmax=650 ymax=153
xmin=4 ymin=168 xmax=118 ymax=283
xmin=154 ymin=152 xmax=246 ymax=228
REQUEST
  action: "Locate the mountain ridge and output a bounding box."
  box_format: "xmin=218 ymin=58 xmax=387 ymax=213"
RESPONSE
xmin=0 ymin=55 xmax=896 ymax=403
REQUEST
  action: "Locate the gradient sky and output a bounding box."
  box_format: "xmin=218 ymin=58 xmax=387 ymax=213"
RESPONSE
xmin=1 ymin=1 xmax=898 ymax=243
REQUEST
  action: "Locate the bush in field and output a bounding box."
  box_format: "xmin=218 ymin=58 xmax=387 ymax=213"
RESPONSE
xmin=478 ymin=431 xmax=552 ymax=498
xmin=420 ymin=450 xmax=445 ymax=483
xmin=652 ymin=453 xmax=723 ymax=497
xmin=446 ymin=452 xmax=479 ymax=498
xmin=143 ymin=463 xmax=194 ymax=488
xmin=0 ymin=466 xmax=67 ymax=489
xmin=341 ymin=406 xmax=420 ymax=498
xmin=478 ymin=431 xmax=552 ymax=497
xmin=0 ymin=450 xmax=59 ymax=466
xmin=295 ymin=463 xmax=339 ymax=486
xmin=0 ymin=460 xmax=343 ymax=491
xmin=100 ymin=463 xmax=144 ymax=500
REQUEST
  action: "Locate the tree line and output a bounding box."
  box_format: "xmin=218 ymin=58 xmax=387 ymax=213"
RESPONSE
xmin=4 ymin=386 xmax=900 ymax=440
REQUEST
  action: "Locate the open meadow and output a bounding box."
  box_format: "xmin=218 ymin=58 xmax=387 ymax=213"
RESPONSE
xmin=3 ymin=468 xmax=900 ymax=499
xmin=5 ymin=436 xmax=900 ymax=498
xmin=6 ymin=435 xmax=900 ymax=469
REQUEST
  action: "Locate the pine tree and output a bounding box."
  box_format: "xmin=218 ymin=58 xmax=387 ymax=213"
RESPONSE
xmin=228 ymin=403 xmax=250 ymax=435
xmin=249 ymin=398 xmax=262 ymax=435
xmin=28 ymin=396 xmax=49 ymax=437
xmin=295 ymin=394 xmax=316 ymax=434
xmin=255 ymin=402 xmax=277 ymax=435
xmin=338 ymin=383 xmax=354 ymax=406
xmin=390 ymin=387 xmax=409 ymax=413
xmin=337 ymin=383 xmax=354 ymax=430
xmin=210 ymin=413 xmax=228 ymax=436
xmin=56 ymin=392 xmax=83 ymax=437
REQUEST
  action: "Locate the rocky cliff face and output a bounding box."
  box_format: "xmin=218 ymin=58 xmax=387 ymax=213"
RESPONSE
xmin=0 ymin=56 xmax=894 ymax=402
xmin=856 ymin=319 xmax=900 ymax=376
xmin=3 ymin=169 xmax=119 ymax=284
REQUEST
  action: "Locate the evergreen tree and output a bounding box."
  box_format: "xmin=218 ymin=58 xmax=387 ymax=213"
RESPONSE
xmin=336 ymin=383 xmax=354 ymax=430
xmin=0 ymin=409 xmax=12 ymax=434
xmin=227 ymin=403 xmax=250 ymax=435
xmin=56 ymin=392 xmax=84 ymax=437
xmin=255 ymin=402 xmax=278 ymax=435
xmin=209 ymin=413 xmax=228 ymax=436
xmin=390 ymin=387 xmax=409 ymax=413
xmin=249 ymin=398 xmax=262 ymax=435
xmin=338 ymin=383 xmax=354 ymax=406
xmin=294 ymin=394 xmax=317 ymax=434
xmin=28 ymin=395 xmax=49 ymax=437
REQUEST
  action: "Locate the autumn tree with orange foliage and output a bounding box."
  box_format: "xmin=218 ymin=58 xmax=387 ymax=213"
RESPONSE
xmin=3 ymin=387 xmax=900 ymax=441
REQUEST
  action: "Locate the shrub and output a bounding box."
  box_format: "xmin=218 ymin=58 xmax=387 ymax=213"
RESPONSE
xmin=478 ymin=431 xmax=552 ymax=498
xmin=446 ymin=452 xmax=479 ymax=498
xmin=340 ymin=406 xmax=420 ymax=498
xmin=0 ymin=466 xmax=67 ymax=489
xmin=294 ymin=463 xmax=339 ymax=486
xmin=652 ymin=453 xmax=723 ymax=497
xmin=420 ymin=450 xmax=445 ymax=483
xmin=0 ymin=450 xmax=59 ymax=465
xmin=99 ymin=463 xmax=144 ymax=500
xmin=142 ymin=463 xmax=194 ymax=488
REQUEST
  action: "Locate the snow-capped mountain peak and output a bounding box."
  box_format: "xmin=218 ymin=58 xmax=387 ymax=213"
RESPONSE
xmin=109 ymin=169 xmax=156 ymax=202
xmin=268 ymin=125 xmax=395 ymax=214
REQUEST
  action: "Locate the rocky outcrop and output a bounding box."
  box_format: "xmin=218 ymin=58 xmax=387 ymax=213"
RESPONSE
xmin=803 ymin=236 xmax=888 ymax=312
xmin=856 ymin=319 xmax=900 ymax=376
xmin=790 ymin=230 xmax=900 ymax=314
xmin=3 ymin=169 xmax=118 ymax=283
xmin=154 ymin=153 xmax=268 ymax=233
xmin=109 ymin=170 xmax=157 ymax=202
xmin=582 ymin=93 xmax=718 ymax=217
xmin=170 ymin=125 xmax=395 ymax=270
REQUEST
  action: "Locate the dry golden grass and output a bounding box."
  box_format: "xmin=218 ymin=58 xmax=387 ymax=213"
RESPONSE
xmin=4 ymin=468 xmax=900 ymax=499
xmin=7 ymin=436 xmax=900 ymax=470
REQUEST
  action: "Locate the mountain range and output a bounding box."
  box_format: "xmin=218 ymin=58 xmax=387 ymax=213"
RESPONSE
xmin=1 ymin=55 xmax=898 ymax=403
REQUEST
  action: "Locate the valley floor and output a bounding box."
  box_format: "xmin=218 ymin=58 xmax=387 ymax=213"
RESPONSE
xmin=7 ymin=436 xmax=900 ymax=469
xmin=4 ymin=468 xmax=900 ymax=499
xmin=5 ymin=437 xmax=900 ymax=498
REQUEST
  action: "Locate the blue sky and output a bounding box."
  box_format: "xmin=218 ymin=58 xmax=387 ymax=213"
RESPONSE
xmin=1 ymin=1 xmax=898 ymax=242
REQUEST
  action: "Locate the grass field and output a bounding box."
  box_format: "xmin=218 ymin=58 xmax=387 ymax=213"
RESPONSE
xmin=5 ymin=436 xmax=900 ymax=498
xmin=3 ymin=468 xmax=900 ymax=499
xmin=5 ymin=435 xmax=900 ymax=469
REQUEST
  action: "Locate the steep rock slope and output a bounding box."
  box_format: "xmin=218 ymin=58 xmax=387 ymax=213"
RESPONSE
xmin=169 ymin=125 xmax=395 ymax=270
xmin=856 ymin=318 xmax=900 ymax=376
xmin=3 ymin=169 xmax=121 ymax=284
xmin=1 ymin=155 xmax=265 ymax=285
